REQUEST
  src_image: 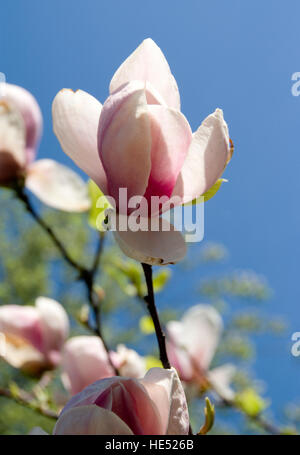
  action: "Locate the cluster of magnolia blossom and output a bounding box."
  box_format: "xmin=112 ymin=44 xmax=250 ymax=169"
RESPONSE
xmin=0 ymin=299 xmax=235 ymax=434
xmin=0 ymin=84 xmax=91 ymax=212
xmin=0 ymin=298 xmax=144 ymax=382
xmin=0 ymin=38 xmax=233 ymax=434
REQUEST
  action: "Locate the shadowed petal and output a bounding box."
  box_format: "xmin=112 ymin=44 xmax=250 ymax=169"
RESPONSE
xmin=0 ymin=304 xmax=46 ymax=373
xmin=60 ymin=377 xmax=121 ymax=415
xmin=0 ymin=100 xmax=26 ymax=182
xmin=113 ymin=215 xmax=187 ymax=266
xmin=52 ymin=89 xmax=107 ymax=192
xmin=94 ymin=379 xmax=163 ymax=434
xmin=61 ymin=336 xmax=115 ymax=395
xmin=3 ymin=84 xmax=43 ymax=164
xmin=61 ymin=377 xmax=164 ymax=434
xmin=54 ymin=405 xmax=133 ymax=435
xmin=0 ymin=305 xmax=43 ymax=352
xmin=25 ymin=159 xmax=91 ymax=212
xmin=141 ymin=367 xmax=189 ymax=435
xmin=0 ymin=334 xmax=46 ymax=374
xmin=35 ymin=297 xmax=69 ymax=363
xmin=59 ymin=368 xmax=189 ymax=435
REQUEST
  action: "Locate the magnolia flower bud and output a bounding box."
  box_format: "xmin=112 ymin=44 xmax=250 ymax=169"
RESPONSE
xmin=0 ymin=297 xmax=69 ymax=374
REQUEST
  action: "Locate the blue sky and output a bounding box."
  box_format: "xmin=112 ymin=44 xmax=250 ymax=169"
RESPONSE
xmin=1 ymin=0 xmax=300 ymax=421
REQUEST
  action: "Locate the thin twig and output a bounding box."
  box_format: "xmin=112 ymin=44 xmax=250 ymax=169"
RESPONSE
xmin=80 ymin=232 xmax=118 ymax=374
xmin=210 ymin=385 xmax=282 ymax=435
xmin=14 ymin=184 xmax=84 ymax=274
xmin=250 ymin=414 xmax=282 ymax=435
xmin=140 ymin=264 xmax=280 ymax=436
xmin=229 ymin=400 xmax=281 ymax=435
xmin=142 ymin=263 xmax=171 ymax=369
xmin=0 ymin=387 xmax=59 ymax=420
xmin=141 ymin=263 xmax=193 ymax=435
xmin=92 ymin=231 xmax=106 ymax=272
xmin=14 ymin=184 xmax=118 ymax=374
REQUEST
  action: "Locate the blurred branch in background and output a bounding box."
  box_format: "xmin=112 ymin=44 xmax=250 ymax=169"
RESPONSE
xmin=0 ymin=385 xmax=58 ymax=420
xmin=12 ymin=183 xmax=117 ymax=373
xmin=0 ymin=190 xmax=293 ymax=435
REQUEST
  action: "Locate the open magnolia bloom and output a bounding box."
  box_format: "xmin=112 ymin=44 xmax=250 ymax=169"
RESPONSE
xmin=110 ymin=344 xmax=146 ymax=378
xmin=61 ymin=336 xmax=115 ymax=395
xmin=62 ymin=338 xmax=147 ymax=395
xmin=0 ymin=83 xmax=90 ymax=212
xmin=52 ymin=38 xmax=233 ymax=265
xmin=166 ymin=304 xmax=235 ymax=401
xmin=32 ymin=367 xmax=189 ymax=435
xmin=0 ymin=297 xmax=69 ymax=374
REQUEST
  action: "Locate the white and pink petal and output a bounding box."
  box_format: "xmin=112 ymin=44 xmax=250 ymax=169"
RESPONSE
xmin=109 ymin=38 xmax=180 ymax=110
xmin=2 ymin=84 xmax=43 ymax=165
xmin=172 ymin=109 xmax=230 ymax=204
xmin=61 ymin=336 xmax=115 ymax=395
xmin=25 ymin=159 xmax=91 ymax=212
xmin=54 ymin=405 xmax=133 ymax=435
xmin=141 ymin=367 xmax=189 ymax=435
xmin=52 ymin=89 xmax=107 ymax=192
xmin=98 ymin=83 xmax=151 ymax=207
xmin=143 ymin=105 xmax=192 ymax=203
xmin=113 ymin=215 xmax=187 ymax=266
xmin=35 ymin=297 xmax=69 ymax=361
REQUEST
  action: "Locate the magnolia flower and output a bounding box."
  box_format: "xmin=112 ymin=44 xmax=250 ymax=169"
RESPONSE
xmin=32 ymin=367 xmax=189 ymax=435
xmin=110 ymin=344 xmax=146 ymax=378
xmin=0 ymin=297 xmax=69 ymax=374
xmin=52 ymin=38 xmax=232 ymax=265
xmin=61 ymin=338 xmax=147 ymax=395
xmin=166 ymin=304 xmax=235 ymax=401
xmin=0 ymin=83 xmax=90 ymax=212
xmin=61 ymin=336 xmax=115 ymax=395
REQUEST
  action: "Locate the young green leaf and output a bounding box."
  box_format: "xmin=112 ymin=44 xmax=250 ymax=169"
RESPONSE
xmin=184 ymin=179 xmax=228 ymax=206
xmin=199 ymin=397 xmax=215 ymax=435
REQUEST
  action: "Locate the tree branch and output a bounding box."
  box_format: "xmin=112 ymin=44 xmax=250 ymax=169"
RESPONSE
xmin=14 ymin=184 xmax=118 ymax=375
xmin=0 ymin=386 xmax=58 ymax=420
xmin=209 ymin=384 xmax=282 ymax=435
xmin=141 ymin=263 xmax=193 ymax=435
xmin=14 ymin=184 xmax=84 ymax=274
xmin=141 ymin=263 xmax=171 ymax=370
